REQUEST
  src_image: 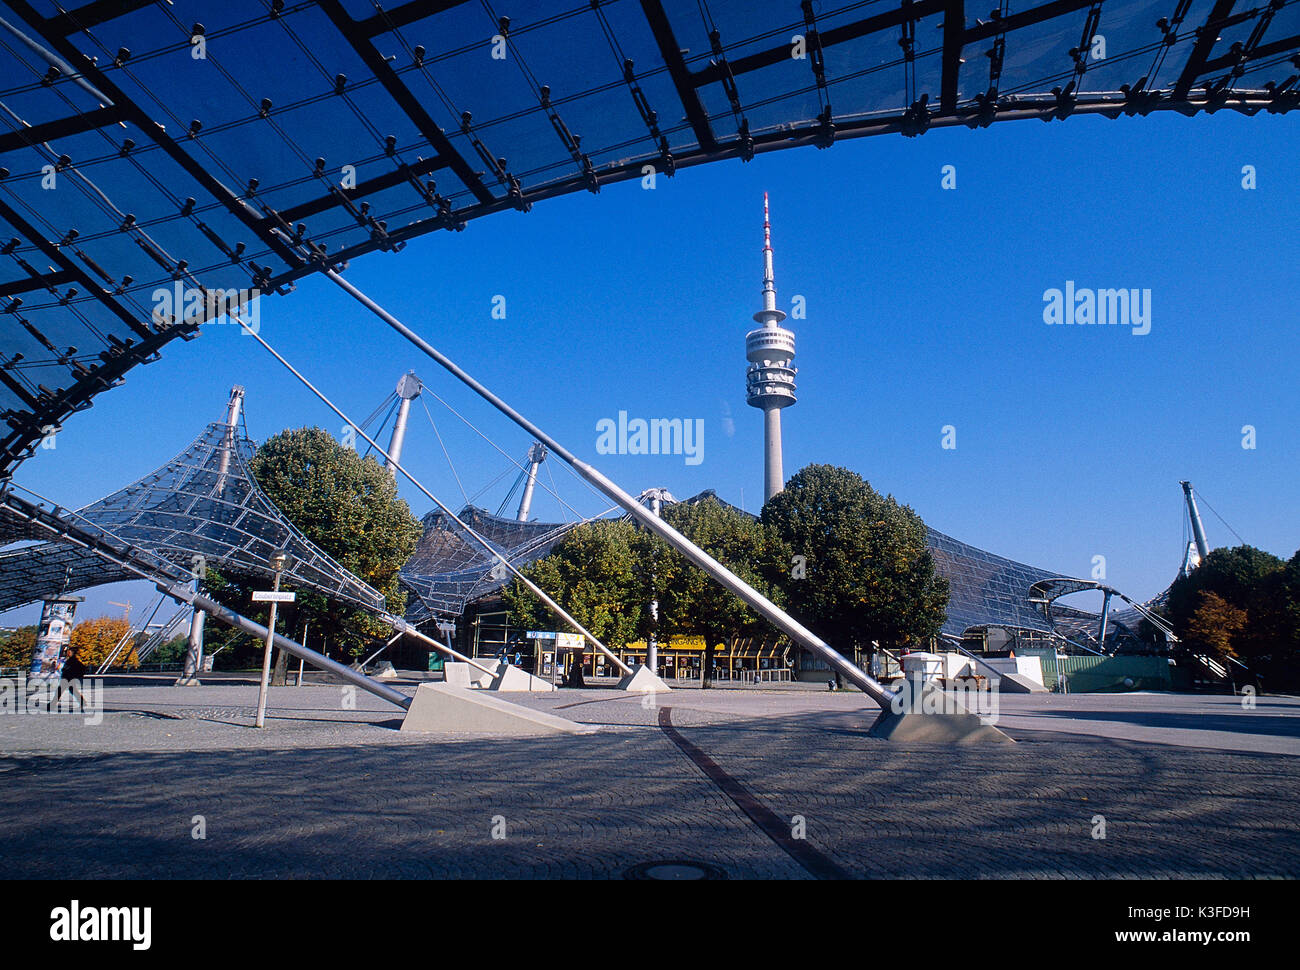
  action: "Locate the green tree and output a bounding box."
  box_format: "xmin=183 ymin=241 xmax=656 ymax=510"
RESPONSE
xmin=205 ymin=427 xmax=422 ymax=675
xmin=1168 ymin=545 xmax=1284 ymax=664
xmin=501 ymin=519 xmax=649 ymax=649
xmin=1261 ymin=551 xmax=1300 ymax=645
xmin=1165 ymin=544 xmax=1300 ymax=689
xmin=658 ymin=496 xmax=783 ymax=687
xmin=1247 ymin=549 xmax=1300 ymax=689
xmin=761 ymin=464 xmax=948 ymax=662
xmin=1168 ymin=546 xmax=1282 ymax=630
xmin=150 ymin=635 xmax=190 ymax=666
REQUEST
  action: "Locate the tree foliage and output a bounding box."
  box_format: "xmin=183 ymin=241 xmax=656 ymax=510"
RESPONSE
xmin=502 ymin=519 xmax=650 ymax=648
xmin=1169 ymin=544 xmax=1300 ymax=688
xmin=204 ymin=427 xmax=422 ymax=665
xmin=658 ymin=497 xmax=783 ymax=686
xmin=1183 ymin=591 xmax=1246 ymax=661
xmin=502 ymin=502 xmax=786 ymax=679
xmin=0 ymin=625 xmax=37 ymax=669
xmin=66 ymin=615 xmax=137 ymax=669
xmin=503 ymin=466 xmax=950 ymax=679
xmin=760 ymin=464 xmax=948 ymax=655
xmin=1168 ymin=545 xmax=1283 ymax=634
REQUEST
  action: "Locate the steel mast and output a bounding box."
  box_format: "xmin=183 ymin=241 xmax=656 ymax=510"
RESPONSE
xmin=386 ymin=371 xmax=422 ymax=475
xmin=1180 ymin=481 xmax=1210 ymax=563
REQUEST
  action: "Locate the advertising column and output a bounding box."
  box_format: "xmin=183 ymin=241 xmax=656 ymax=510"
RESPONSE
xmin=27 ymin=595 xmax=83 ymax=680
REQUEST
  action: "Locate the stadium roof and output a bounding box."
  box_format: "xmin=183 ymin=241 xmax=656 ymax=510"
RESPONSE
xmin=401 ymin=505 xmax=576 ymax=618
xmin=0 ymin=0 xmax=1297 ymax=473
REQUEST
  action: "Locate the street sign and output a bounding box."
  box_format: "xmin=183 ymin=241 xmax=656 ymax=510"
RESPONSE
xmin=527 ymin=631 xmax=583 ymax=649
xmin=252 ymin=590 xmax=296 ymax=603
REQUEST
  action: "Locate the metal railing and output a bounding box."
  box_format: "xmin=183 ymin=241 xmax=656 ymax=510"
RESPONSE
xmin=738 ymin=668 xmax=793 ymax=684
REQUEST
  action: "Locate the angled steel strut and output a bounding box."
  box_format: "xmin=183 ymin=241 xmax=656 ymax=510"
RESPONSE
xmin=322 ymin=268 xmax=896 ymax=708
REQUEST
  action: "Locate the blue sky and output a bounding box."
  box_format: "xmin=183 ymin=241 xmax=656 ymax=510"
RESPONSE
xmin=5 ymin=108 xmax=1297 ymax=626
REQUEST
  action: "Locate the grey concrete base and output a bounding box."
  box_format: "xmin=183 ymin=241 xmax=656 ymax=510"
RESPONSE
xmin=442 ymin=660 xmax=503 ymax=688
xmin=997 ymin=672 xmax=1048 ymax=694
xmin=979 ymin=657 xmax=1048 ymax=693
xmin=471 ymin=660 xmax=503 ymax=688
xmin=173 ymin=676 xmax=201 ymax=687
xmin=400 ymin=683 xmax=594 ymax=736
xmin=869 ymin=707 xmax=1013 ymax=742
xmin=488 ymin=664 xmax=556 ymax=692
xmin=616 ymin=664 xmax=672 ymax=693
xmin=442 ymin=662 xmax=473 ymax=688
xmin=868 ymin=680 xmax=1013 ymax=742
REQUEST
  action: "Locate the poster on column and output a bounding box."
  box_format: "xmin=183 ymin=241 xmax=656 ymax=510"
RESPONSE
xmin=28 ymin=599 xmax=80 ymax=680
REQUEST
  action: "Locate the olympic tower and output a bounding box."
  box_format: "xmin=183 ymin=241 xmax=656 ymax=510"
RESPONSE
xmin=745 ymin=193 xmax=797 ymax=504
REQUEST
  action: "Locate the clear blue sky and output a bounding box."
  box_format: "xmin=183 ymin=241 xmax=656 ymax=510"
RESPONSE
xmin=6 ymin=108 xmax=1297 ymax=626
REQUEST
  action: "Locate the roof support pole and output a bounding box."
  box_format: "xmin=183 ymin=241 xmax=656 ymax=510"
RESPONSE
xmin=1180 ymin=481 xmax=1210 ymax=562
xmin=175 ymin=585 xmax=204 ymax=686
xmin=181 ymin=385 xmax=245 ymax=685
xmin=386 ymin=372 xmax=422 ymax=477
xmin=321 ymin=269 xmax=898 ymax=709
xmin=1097 ymin=590 xmax=1113 ymax=651
xmin=516 ymin=443 xmax=546 ymax=522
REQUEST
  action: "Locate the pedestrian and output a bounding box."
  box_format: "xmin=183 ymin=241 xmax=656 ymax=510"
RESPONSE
xmin=56 ymin=653 xmax=87 ymax=711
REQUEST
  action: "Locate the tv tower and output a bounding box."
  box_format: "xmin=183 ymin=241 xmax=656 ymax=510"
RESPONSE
xmin=745 ymin=193 xmax=797 ymax=504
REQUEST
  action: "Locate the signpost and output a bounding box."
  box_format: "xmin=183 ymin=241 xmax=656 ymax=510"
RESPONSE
xmin=252 ymin=590 xmax=296 ymax=603
xmin=254 ymin=552 xmax=294 ymax=728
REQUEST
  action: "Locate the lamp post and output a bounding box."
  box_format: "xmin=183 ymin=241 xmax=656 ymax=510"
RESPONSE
xmin=254 ymin=551 xmax=292 ymax=728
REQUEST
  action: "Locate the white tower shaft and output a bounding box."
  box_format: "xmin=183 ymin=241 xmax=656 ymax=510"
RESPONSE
xmin=764 ymin=407 xmax=784 ymax=504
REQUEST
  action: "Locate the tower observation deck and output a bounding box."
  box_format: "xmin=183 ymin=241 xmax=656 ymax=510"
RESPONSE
xmin=745 ymin=193 xmax=797 ymax=504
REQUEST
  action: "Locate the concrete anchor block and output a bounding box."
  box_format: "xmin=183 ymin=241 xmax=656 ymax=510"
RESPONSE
xmin=868 ymin=677 xmax=1013 ymax=742
xmin=400 ymin=683 xmax=595 ymax=736
xmin=442 ymin=662 xmax=473 ymax=688
xmin=616 ymin=664 xmax=672 ymax=693
xmin=488 ymin=664 xmax=556 ymax=692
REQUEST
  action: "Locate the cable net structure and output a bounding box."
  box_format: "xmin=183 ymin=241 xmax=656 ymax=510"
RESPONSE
xmin=400 ymin=506 xmax=577 ymax=620
xmin=0 ymin=0 xmax=1296 ymax=472
xmin=0 ymin=420 xmax=385 ymax=613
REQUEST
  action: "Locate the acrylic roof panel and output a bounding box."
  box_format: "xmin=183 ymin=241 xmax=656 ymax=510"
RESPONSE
xmin=0 ymin=0 xmax=1296 ymax=475
xmin=0 ymin=420 xmax=386 ymax=612
xmin=400 ymin=505 xmax=576 ymax=617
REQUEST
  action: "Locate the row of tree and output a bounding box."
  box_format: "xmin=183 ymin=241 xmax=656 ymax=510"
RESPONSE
xmin=1166 ymin=545 xmax=1300 ymax=689
xmin=196 ymin=432 xmax=949 ymax=683
xmin=503 ymin=464 xmax=950 ymax=685
xmin=0 ymin=616 xmax=146 ymax=671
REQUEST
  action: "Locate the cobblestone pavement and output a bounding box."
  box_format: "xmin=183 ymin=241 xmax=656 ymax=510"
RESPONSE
xmin=1 ymin=683 xmax=1297 ymax=878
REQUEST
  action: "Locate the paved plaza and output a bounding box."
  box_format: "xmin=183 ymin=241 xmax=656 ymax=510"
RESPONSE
xmin=1 ymin=678 xmax=1297 ymax=879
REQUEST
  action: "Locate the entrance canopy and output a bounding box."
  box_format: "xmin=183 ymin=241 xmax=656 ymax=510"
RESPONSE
xmin=1 ymin=0 xmax=1296 ymax=473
